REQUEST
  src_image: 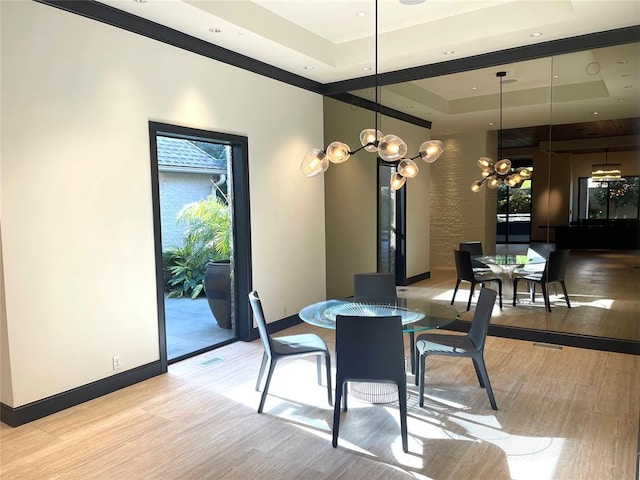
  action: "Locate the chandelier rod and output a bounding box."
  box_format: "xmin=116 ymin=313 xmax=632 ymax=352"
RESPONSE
xmin=374 ymin=0 xmax=379 ymax=139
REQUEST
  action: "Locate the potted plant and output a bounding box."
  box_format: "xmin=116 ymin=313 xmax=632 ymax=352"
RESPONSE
xmin=168 ymin=194 xmax=233 ymax=329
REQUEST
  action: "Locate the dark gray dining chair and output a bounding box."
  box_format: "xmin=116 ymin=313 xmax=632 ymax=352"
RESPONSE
xmin=415 ymin=287 xmax=498 ymax=410
xmin=513 ymin=249 xmax=571 ymax=312
xmin=353 ymin=272 xmax=397 ymax=303
xmin=353 ymin=272 xmax=420 ymax=375
xmin=332 ymin=314 xmax=408 ymax=453
xmin=248 ymin=290 xmax=332 ymax=413
xmin=459 ymin=241 xmax=491 ymax=273
xmin=452 ymin=249 xmax=503 ymax=311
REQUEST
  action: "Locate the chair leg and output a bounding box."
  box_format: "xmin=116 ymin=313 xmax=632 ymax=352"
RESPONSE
xmin=418 ymin=353 xmax=427 ymax=407
xmin=408 ymin=332 xmax=416 ymax=375
xmin=257 ymin=360 xmax=277 ymax=413
xmin=316 ymin=355 xmax=322 ymax=385
xmin=496 ymin=280 xmax=503 ymax=309
xmin=255 ymin=352 xmax=268 ymax=391
xmin=529 ymin=282 xmax=536 ymax=302
xmin=332 ymin=381 xmax=343 ymax=448
xmin=397 ymin=382 xmax=409 ymax=453
xmin=324 ymin=354 xmax=333 ymax=406
xmin=467 ymin=284 xmax=475 ymax=311
xmin=512 ymin=278 xmax=519 ymax=306
xmin=560 ymin=281 xmax=571 ymax=308
xmin=473 ymin=356 xmax=498 ymax=410
xmin=451 ymin=279 xmax=461 ymax=305
xmin=541 ymin=283 xmax=551 ymax=312
xmin=471 ymin=358 xmax=485 ymax=388
xmin=342 ymin=382 xmax=349 ymax=411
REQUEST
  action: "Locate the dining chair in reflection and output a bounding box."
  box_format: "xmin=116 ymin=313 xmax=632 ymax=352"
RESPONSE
xmin=459 ymin=241 xmax=491 ymax=273
xmin=332 ymin=314 xmax=409 ymax=453
xmin=248 ymin=290 xmax=332 ymax=413
xmin=452 ymin=249 xmax=503 ymax=311
xmin=415 ymin=287 xmax=498 ymax=410
xmin=513 ymin=249 xmax=571 ymax=312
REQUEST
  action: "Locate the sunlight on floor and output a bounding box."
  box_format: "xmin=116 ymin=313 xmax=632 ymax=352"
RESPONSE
xmin=220 ymin=360 xmax=566 ymax=480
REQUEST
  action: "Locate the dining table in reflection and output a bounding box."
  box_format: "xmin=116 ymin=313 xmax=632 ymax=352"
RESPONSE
xmin=473 ymin=254 xmax=546 ymax=300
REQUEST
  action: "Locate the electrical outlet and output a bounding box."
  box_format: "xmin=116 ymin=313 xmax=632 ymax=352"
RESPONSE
xmin=112 ymin=355 xmax=121 ymax=370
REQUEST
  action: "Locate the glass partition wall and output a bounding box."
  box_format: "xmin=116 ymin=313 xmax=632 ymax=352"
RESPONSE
xmin=351 ymin=38 xmax=639 ymax=353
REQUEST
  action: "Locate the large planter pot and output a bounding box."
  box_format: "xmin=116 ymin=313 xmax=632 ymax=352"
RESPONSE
xmin=204 ymin=260 xmax=232 ymax=329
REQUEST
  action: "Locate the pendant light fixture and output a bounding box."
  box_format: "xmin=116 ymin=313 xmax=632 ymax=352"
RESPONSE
xmin=471 ymin=72 xmax=531 ymax=192
xmin=300 ymin=0 xmax=444 ymax=190
xmin=591 ymin=149 xmax=622 ymax=181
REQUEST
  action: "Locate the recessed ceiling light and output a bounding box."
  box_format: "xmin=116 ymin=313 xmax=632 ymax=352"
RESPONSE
xmin=303 ymin=66 xmax=314 ymax=70
xmin=362 ymin=66 xmax=372 ymax=71
xmin=622 ymin=74 xmax=631 ymax=78
xmin=592 ymin=111 xmax=599 ymax=115
xmin=553 ymin=74 xmax=559 ymax=79
xmin=489 ymin=122 xmax=495 ymax=126
xmin=356 ymin=11 xmax=367 ymax=17
xmin=400 ymin=0 xmax=426 ymax=4
xmin=133 ymin=0 xmax=147 ymax=3
xmin=443 ymin=50 xmax=455 ymax=55
xmin=471 ymin=86 xmax=477 ymax=90
xmin=209 ymin=27 xmax=222 ymax=33
xmin=530 ymin=32 xmax=543 ymax=37
xmin=618 ymin=60 xmax=629 ymax=64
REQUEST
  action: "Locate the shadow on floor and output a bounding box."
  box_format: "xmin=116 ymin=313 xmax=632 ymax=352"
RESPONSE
xmin=164 ymin=296 xmax=236 ymax=361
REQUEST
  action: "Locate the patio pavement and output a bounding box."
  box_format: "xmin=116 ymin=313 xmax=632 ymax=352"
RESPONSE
xmin=164 ymin=296 xmax=236 ymax=361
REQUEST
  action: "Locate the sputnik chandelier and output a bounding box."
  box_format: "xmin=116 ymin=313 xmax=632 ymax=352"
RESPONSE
xmin=471 ymin=71 xmax=531 ymax=192
xmin=300 ymin=0 xmax=444 ymax=191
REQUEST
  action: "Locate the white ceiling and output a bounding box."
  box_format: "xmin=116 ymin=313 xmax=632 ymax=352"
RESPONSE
xmin=96 ymin=0 xmax=639 ymax=137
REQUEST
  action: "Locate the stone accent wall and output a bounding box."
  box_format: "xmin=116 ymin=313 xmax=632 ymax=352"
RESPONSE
xmin=430 ymin=131 xmax=497 ymax=266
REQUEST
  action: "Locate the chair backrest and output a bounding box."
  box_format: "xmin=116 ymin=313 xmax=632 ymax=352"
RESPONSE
xmin=468 ymin=287 xmax=497 ymax=351
xmin=542 ymin=249 xmax=570 ymax=283
xmin=248 ymin=291 xmax=273 ymax=356
xmin=335 ymin=315 xmax=405 ymax=382
xmin=459 ymin=241 xmax=484 ymax=256
xmin=454 ymin=249 xmax=477 ymax=282
xmin=528 ymin=242 xmax=554 ymax=260
xmin=353 ymin=272 xmax=397 ymax=303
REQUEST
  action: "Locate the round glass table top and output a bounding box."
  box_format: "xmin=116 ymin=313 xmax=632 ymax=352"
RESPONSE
xmin=299 ymin=298 xmax=459 ymax=332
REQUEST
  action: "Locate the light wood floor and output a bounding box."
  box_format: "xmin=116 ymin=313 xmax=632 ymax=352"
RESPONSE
xmin=406 ymin=249 xmax=640 ymax=342
xmin=2 ymin=324 xmax=639 ymax=479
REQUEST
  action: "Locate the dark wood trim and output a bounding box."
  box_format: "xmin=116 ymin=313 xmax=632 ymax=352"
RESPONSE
xmin=322 ymin=25 xmax=640 ymax=94
xmin=328 ymin=93 xmax=432 ymax=129
xmin=1 ymin=361 xmax=164 ymax=427
xmin=34 ymin=0 xmax=323 ymax=93
xmin=406 ymin=272 xmax=431 ymax=284
xmin=446 ymin=319 xmax=640 ymax=355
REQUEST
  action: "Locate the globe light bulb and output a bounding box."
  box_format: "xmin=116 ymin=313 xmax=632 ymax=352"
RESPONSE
xmin=378 ymin=134 xmax=407 ymax=161
xmin=397 ymin=159 xmax=419 ymax=178
xmin=390 ymin=172 xmax=407 ymax=190
xmin=419 ymin=140 xmax=443 ymax=163
xmin=360 ymin=129 xmax=383 ymax=152
xmin=300 ymin=148 xmax=328 ymax=177
xmin=325 ymin=141 xmax=351 ymax=164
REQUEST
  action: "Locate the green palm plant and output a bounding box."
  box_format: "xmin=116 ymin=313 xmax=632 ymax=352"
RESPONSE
xmin=164 ymin=194 xmax=230 ymax=298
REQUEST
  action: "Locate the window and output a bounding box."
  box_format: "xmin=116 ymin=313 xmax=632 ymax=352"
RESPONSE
xmin=578 ymin=176 xmax=640 ymax=221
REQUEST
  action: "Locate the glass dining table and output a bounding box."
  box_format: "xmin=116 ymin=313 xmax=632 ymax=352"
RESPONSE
xmin=299 ymin=297 xmax=459 ymax=404
xmin=299 ymin=297 xmax=459 ymax=375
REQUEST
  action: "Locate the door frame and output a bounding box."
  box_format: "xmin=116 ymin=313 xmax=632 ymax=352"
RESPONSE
xmin=148 ymin=121 xmax=253 ymax=368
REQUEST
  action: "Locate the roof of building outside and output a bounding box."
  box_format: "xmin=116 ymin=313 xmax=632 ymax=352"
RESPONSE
xmin=157 ymin=136 xmax=226 ymax=171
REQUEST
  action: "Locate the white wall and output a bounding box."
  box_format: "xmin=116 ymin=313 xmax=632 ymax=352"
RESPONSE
xmin=0 ymin=1 xmax=325 ymax=408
